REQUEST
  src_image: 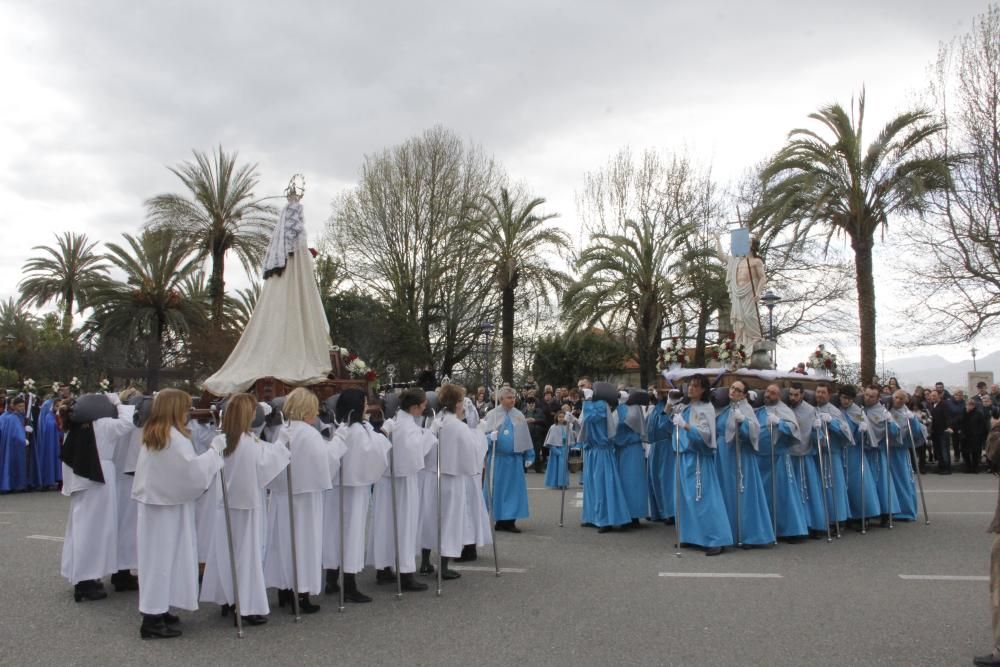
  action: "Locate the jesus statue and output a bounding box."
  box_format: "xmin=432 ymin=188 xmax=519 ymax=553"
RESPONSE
xmin=717 ymin=235 xmax=766 ymax=352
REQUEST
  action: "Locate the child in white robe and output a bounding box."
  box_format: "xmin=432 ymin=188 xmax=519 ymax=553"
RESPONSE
xmin=369 ymin=388 xmax=435 ymax=591
xmin=200 ymin=393 xmax=289 ymax=627
xmin=132 ymin=389 xmax=224 ymax=640
xmin=264 ymin=388 xmax=344 ymax=613
xmin=322 ymin=388 xmax=389 ymax=603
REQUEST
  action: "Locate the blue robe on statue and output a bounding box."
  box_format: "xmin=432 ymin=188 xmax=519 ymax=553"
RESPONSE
xmin=484 ymin=414 xmax=531 ymax=521
xmin=676 ymin=403 xmax=732 ymax=548
xmin=0 ymin=410 xmax=29 ymax=493
xmin=755 ymin=407 xmax=809 ymax=538
xmin=841 ymin=404 xmax=881 ymax=519
xmin=715 ymin=405 xmax=774 ymax=546
xmin=614 ymin=404 xmax=649 ymax=520
xmin=646 ymin=401 xmax=675 ymax=521
xmin=579 ymin=401 xmax=630 ymax=528
xmin=816 ymin=404 xmax=851 ymax=524
xmin=32 ymin=399 xmax=62 ymax=488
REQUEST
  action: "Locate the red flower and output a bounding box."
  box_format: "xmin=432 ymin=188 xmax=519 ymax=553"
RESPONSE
xmin=365 ymin=369 xmax=377 ymax=381
xmin=347 ymin=353 xmax=358 ymax=362
xmin=728 ymin=332 xmax=736 ymax=340
xmin=823 ymin=359 xmax=832 ymax=369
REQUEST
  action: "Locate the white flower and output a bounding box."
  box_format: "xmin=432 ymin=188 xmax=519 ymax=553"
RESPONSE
xmin=52 ymin=382 xmax=61 ymax=393
xmin=340 ymin=347 xmax=350 ymax=357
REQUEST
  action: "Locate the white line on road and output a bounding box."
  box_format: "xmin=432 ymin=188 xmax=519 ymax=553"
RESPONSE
xmin=930 ymin=511 xmax=992 ymax=515
xmin=658 ymin=572 xmax=783 ymax=579
xmin=922 ymin=490 xmax=995 ymax=494
xmin=26 ymin=535 xmax=64 ymax=542
xmin=898 ymin=574 xmax=988 ymax=582
xmin=575 ymin=492 xmax=583 ymax=499
xmin=452 ymin=565 xmax=527 ymax=574
xmin=572 ymin=501 xmax=583 ymax=507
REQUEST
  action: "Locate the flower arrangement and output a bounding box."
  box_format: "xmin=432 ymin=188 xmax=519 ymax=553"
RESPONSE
xmin=712 ymin=333 xmax=748 ymax=368
xmin=657 ymin=338 xmax=687 ymax=371
xmin=23 ymin=378 xmax=35 ymax=394
xmin=808 ymin=344 xmax=837 ymax=374
xmin=99 ymin=378 xmax=110 ymax=392
xmin=51 ymin=382 xmax=61 ymax=394
xmin=68 ymin=377 xmax=81 ymax=394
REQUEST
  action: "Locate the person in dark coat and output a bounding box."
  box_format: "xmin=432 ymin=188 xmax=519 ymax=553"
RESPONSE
xmin=928 ymin=389 xmax=952 ymax=474
xmin=962 ymin=398 xmax=991 ymax=474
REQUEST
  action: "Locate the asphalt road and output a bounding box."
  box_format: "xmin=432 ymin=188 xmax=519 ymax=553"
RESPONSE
xmin=0 ymin=472 xmax=995 ymax=666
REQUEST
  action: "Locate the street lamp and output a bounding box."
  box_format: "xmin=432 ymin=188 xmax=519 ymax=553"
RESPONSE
xmin=480 ymin=322 xmax=494 ymax=406
xmin=972 ymin=346 xmax=978 ymax=372
xmin=760 ymin=290 xmax=781 ymax=367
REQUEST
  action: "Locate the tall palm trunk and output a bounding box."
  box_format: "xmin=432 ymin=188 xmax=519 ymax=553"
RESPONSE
xmin=209 ymin=249 xmax=226 ymax=329
xmin=501 ymin=285 xmax=515 ymax=385
xmin=147 ymin=317 xmax=165 ymax=390
xmin=851 ymin=234 xmax=877 ymax=384
xmin=694 ymin=299 xmax=710 ymax=367
xmin=61 ymin=294 xmax=74 ymax=338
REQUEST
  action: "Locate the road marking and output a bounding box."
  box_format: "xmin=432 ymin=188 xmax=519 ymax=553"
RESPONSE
xmin=898 ymin=574 xmax=988 ymax=582
xmin=0 ymin=511 xmax=20 ymax=514
xmin=26 ymin=535 xmax=64 ymax=542
xmin=575 ymin=492 xmax=583 ymax=499
xmin=451 ymin=565 xmax=527 ymax=574
xmin=572 ymin=501 xmax=583 ymax=507
xmin=658 ymin=572 xmax=783 ymax=579
xmin=931 ymin=511 xmax=992 ymax=515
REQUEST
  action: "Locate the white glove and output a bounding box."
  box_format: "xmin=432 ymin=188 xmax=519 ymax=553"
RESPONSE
xmin=210 ymin=437 xmax=226 ymax=457
xmin=491 ymin=430 xmax=500 ymax=442
xmin=734 ymin=411 xmax=745 ymax=424
xmin=767 ymin=414 xmax=781 ymax=427
xmin=105 ymin=391 xmax=121 ymax=407
xmin=747 ymin=390 xmax=758 ymax=403
xmin=813 ymin=418 xmax=822 ymax=430
xmin=821 ymin=413 xmax=833 ymax=424
xmin=258 ymin=402 xmax=273 ymax=417
xmin=858 ymin=421 xmax=869 ymax=433
xmin=672 ymin=415 xmax=685 ymax=429
xmin=25 ymin=425 xmax=33 ymax=434
xmin=381 ymin=418 xmax=395 ymax=436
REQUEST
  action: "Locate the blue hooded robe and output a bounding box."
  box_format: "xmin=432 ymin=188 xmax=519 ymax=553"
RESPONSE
xmin=646 ymin=400 xmax=675 ymax=521
xmin=579 ymin=400 xmax=630 ymax=528
xmin=841 ymin=403 xmax=882 ymax=519
xmin=543 ymin=423 xmax=571 ymax=489
xmin=614 ymin=404 xmax=649 ymax=520
xmin=32 ymin=399 xmax=62 ymax=488
xmin=816 ymin=402 xmax=851 ymax=524
xmin=755 ymin=404 xmax=809 ymax=538
xmin=863 ymin=403 xmax=901 ymax=517
xmin=888 ymin=407 xmax=921 ymax=521
xmin=715 ymin=403 xmax=774 ymax=546
xmin=0 ymin=410 xmax=28 ymax=492
xmin=675 ymin=401 xmax=732 ymax=548
xmin=483 ymin=413 xmax=531 ymax=521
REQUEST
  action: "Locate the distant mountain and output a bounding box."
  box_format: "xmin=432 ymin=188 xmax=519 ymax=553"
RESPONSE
xmin=885 ymin=350 xmax=1000 ymax=390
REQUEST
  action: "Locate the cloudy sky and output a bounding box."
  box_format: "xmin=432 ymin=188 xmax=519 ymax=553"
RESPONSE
xmin=1 ymin=0 xmax=996 ymax=376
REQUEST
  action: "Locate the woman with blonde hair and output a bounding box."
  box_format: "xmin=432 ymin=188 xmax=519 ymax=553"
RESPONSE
xmin=200 ymin=393 xmax=290 ymax=627
xmin=264 ymin=387 xmax=344 ymax=614
xmin=132 ymin=388 xmax=224 ymax=639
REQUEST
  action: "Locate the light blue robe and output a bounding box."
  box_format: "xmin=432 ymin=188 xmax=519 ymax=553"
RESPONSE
xmin=676 ymin=403 xmax=733 ymax=548
xmin=842 ymin=405 xmax=882 ymax=519
xmin=543 ymin=424 xmax=570 ymax=489
xmin=755 ymin=408 xmax=809 ymax=538
xmin=0 ymin=410 xmax=28 ymax=493
xmin=888 ymin=410 xmax=920 ymax=521
xmin=483 ymin=414 xmax=530 ymax=521
xmin=646 ymin=401 xmax=675 ymax=521
xmin=615 ymin=404 xmax=649 ymax=520
xmin=817 ymin=407 xmax=851 ymax=523
xmin=863 ymin=406 xmax=901 ymax=517
xmin=580 ymin=401 xmax=630 ymax=528
xmin=32 ymin=400 xmax=62 ymax=488
xmin=715 ymin=405 xmax=774 ymax=545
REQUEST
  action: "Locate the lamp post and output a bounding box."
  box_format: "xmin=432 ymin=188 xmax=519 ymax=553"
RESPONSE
xmin=972 ymin=346 xmax=978 ymax=372
xmin=760 ymin=290 xmax=781 ymax=368
xmin=480 ymin=322 xmax=494 ymax=407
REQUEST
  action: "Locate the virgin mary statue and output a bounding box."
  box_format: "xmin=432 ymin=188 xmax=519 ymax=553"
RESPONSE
xmin=203 ymin=180 xmax=331 ymax=396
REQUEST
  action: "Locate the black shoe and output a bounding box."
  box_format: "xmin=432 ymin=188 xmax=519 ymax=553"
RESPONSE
xmin=631 ymin=518 xmax=644 ymax=529
xmin=705 ymin=547 xmax=724 ymax=557
xmin=375 ymin=567 xmax=396 ymax=585
xmin=780 ymin=536 xmax=807 ymax=544
xmin=663 ymin=517 xmax=676 ymax=525
xmin=140 ymin=614 xmax=181 ymax=640
xmin=580 ymin=522 xmax=596 ymax=528
xmin=419 ymin=561 xmax=436 ymax=576
xmin=242 ymin=614 xmax=267 ymax=626
xmin=297 ymin=593 xmax=320 ymax=613
xmin=400 ymin=573 xmax=428 ymax=591
xmin=455 ymin=545 xmax=478 ymax=562
xmin=325 ymin=569 xmax=340 ymax=594
xmin=74 ymin=580 xmax=107 ymax=603
xmin=440 ymin=557 xmax=461 ymax=580
xmin=161 ymin=612 xmax=179 ymax=626
xmin=111 ymin=570 xmax=139 ymax=592
xmin=974 ymin=654 xmax=1000 ymax=666
xmin=495 ymin=521 xmax=522 ymax=533
xmin=343 ymin=573 xmax=373 ymax=603
xmin=276 ymin=588 xmax=293 ymax=608
xmin=597 ymin=525 xmax=613 ymax=534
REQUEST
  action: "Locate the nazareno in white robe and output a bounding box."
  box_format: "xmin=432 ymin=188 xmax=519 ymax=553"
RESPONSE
xmin=112 ymin=405 xmax=141 ymax=572
xmin=61 ymin=415 xmax=134 ymax=585
xmin=418 ymin=413 xmax=485 ymax=558
xmin=264 ymin=421 xmax=344 ymax=595
xmin=323 ymin=422 xmax=389 ymax=574
xmin=200 ymin=433 xmax=290 ymax=616
xmin=367 ymin=414 xmax=435 ymax=573
xmin=132 ymin=427 xmax=224 ymax=615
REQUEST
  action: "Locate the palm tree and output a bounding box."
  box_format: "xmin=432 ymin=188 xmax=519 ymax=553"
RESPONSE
xmin=18 ymin=232 xmax=109 ymax=337
xmin=145 ymin=146 xmax=275 ymax=330
xmin=563 ymin=218 xmax=684 ymax=386
xmin=88 ymin=230 xmax=205 ymax=390
xmin=473 ymin=188 xmax=570 ymax=384
xmin=755 ymin=91 xmax=953 ymax=382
